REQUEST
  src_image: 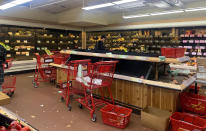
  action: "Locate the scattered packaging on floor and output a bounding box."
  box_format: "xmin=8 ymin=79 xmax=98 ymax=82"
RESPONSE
xmin=0 ymin=92 xmax=10 ymax=105
xmin=141 ymin=107 xmax=171 ymax=131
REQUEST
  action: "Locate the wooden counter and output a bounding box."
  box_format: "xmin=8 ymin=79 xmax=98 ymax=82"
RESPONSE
xmin=52 ymin=50 xmax=193 ymax=112
xmin=50 ymin=63 xmax=195 ymax=112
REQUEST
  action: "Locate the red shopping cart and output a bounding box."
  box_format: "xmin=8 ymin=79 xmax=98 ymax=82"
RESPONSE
xmin=3 ymin=59 xmax=13 ymax=70
xmin=2 ymin=59 xmax=16 ymax=97
xmin=59 ymin=59 xmax=91 ymax=111
xmin=33 ymin=53 xmax=56 ymax=88
xmin=51 ymin=51 xmax=70 ymax=65
xmin=76 ymin=61 xmax=118 ymax=122
xmin=2 ymin=76 xmax=16 ymax=97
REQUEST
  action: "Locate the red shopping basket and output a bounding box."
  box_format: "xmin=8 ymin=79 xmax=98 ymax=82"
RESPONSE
xmin=161 ymin=48 xmax=185 ymax=58
xmin=180 ymin=92 xmax=206 ymax=115
xmin=100 ymin=104 xmax=132 ymax=129
xmin=170 ymin=112 xmax=206 ymax=131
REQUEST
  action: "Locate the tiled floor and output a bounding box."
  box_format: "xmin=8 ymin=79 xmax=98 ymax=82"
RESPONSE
xmin=4 ymin=73 xmax=154 ymax=131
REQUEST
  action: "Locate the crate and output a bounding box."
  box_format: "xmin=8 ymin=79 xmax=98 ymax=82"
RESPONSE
xmin=180 ymin=92 xmax=206 ymax=115
xmin=170 ymin=112 xmax=206 ymax=131
xmin=161 ymin=48 xmax=185 ymax=58
xmin=100 ymin=104 xmax=132 ymax=129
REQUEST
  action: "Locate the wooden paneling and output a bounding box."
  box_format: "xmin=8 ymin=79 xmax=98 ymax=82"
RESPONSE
xmin=57 ymin=68 xmax=180 ymax=112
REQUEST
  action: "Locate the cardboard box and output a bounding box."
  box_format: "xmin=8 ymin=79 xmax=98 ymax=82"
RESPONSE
xmin=0 ymin=92 xmax=10 ymax=105
xmin=197 ymin=57 xmax=206 ymax=67
xmin=141 ymin=107 xmax=171 ymax=131
xmin=197 ymin=58 xmax=206 ymax=84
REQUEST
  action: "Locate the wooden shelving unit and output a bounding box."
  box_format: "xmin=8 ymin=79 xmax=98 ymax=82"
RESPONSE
xmin=0 ymin=25 xmax=82 ymax=61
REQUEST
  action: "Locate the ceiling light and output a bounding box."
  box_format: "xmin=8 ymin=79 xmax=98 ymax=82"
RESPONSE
xmin=150 ymin=10 xmax=184 ymax=16
xmin=113 ymin=0 xmax=138 ymax=5
xmin=11 ymin=0 xmax=32 ymax=5
xmin=123 ymin=14 xmax=150 ymax=19
xmin=82 ymin=3 xmax=114 ymax=10
xmin=185 ymin=7 xmax=206 ymax=12
xmin=0 ymin=0 xmax=32 ymax=10
xmin=123 ymin=10 xmax=184 ymax=19
xmin=152 ymin=1 xmax=170 ymax=8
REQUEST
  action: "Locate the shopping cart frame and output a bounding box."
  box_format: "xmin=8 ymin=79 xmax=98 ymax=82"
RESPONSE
xmin=76 ymin=61 xmax=118 ymax=122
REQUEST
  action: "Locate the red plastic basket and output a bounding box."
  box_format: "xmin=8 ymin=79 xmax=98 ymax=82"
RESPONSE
xmin=100 ymin=104 xmax=132 ymax=129
xmin=161 ymin=48 xmax=185 ymax=58
xmin=176 ymin=48 xmax=186 ymax=58
xmin=180 ymin=92 xmax=206 ymax=115
xmin=170 ymin=112 xmax=206 ymax=131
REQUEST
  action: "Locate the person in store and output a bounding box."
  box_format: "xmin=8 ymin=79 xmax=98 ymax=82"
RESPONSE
xmin=95 ymin=35 xmax=105 ymax=51
xmin=0 ymin=43 xmax=7 ymax=91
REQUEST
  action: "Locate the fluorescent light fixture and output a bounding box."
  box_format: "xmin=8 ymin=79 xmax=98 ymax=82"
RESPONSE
xmin=185 ymin=7 xmax=206 ymax=12
xmin=31 ymin=0 xmax=67 ymax=9
xmin=124 ymin=10 xmax=184 ymax=19
xmin=83 ymin=0 xmax=139 ymax=10
xmin=82 ymin=3 xmax=114 ymax=10
xmin=150 ymin=10 xmax=184 ymax=16
xmin=153 ymin=1 xmax=170 ymax=8
xmin=113 ymin=0 xmax=138 ymax=5
xmin=11 ymin=0 xmax=32 ymax=5
xmin=0 ymin=0 xmax=32 ymax=10
xmin=0 ymin=3 xmax=15 ymax=10
xmin=123 ymin=14 xmax=150 ymax=19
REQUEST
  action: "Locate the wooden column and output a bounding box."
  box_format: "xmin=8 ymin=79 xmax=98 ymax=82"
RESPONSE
xmin=82 ymin=28 xmax=86 ymax=49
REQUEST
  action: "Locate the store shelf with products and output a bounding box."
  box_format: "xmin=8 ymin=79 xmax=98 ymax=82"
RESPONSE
xmin=86 ymin=28 xmax=180 ymax=56
xmin=179 ymin=26 xmax=206 ymax=57
xmin=0 ymin=25 xmax=82 ymax=61
xmin=86 ymin=27 xmax=206 ymax=58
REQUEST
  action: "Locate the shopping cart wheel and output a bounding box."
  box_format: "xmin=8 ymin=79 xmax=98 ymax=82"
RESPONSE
xmin=7 ymin=92 xmax=14 ymax=97
xmin=61 ymin=97 xmax=64 ymax=102
xmin=91 ymin=114 xmax=96 ymax=122
xmin=68 ymin=104 xmax=72 ymax=111
xmin=79 ymin=104 xmax=83 ymax=109
xmin=33 ymin=82 xmax=38 ymax=88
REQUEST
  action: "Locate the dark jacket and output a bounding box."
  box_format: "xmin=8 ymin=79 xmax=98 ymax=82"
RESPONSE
xmin=95 ymin=40 xmax=105 ymax=50
xmin=0 ymin=44 xmax=6 ymax=65
xmin=0 ymin=44 xmax=6 ymax=84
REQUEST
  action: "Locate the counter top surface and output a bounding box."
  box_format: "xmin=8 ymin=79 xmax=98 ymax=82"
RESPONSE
xmin=60 ymin=50 xmax=189 ymax=63
xmin=50 ymin=63 xmax=195 ymax=91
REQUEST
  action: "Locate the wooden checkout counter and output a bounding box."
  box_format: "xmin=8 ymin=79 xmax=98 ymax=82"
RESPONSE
xmin=50 ymin=50 xmax=195 ymax=112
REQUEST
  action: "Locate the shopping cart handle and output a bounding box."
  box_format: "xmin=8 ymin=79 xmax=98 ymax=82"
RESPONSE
xmin=65 ymin=56 xmax=71 ymax=65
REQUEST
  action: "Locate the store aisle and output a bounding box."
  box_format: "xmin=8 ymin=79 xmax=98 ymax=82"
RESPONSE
xmin=4 ymin=73 xmax=153 ymax=131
